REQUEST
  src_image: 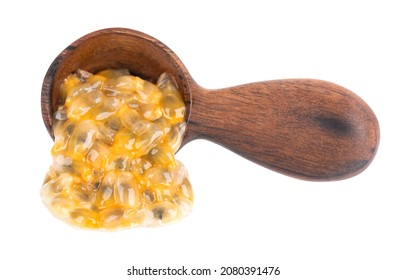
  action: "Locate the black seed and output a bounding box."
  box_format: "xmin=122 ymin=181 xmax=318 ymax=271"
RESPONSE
xmin=78 ymin=193 xmax=90 ymax=202
xmin=105 ymin=118 xmax=121 ymax=131
xmin=115 ymin=157 xmax=125 ymax=170
xmin=75 ymin=69 xmax=92 ymax=82
xmin=143 ymin=190 xmax=155 ymax=202
xmin=153 ymin=207 xmax=165 ymax=220
xmin=118 ymin=182 xmax=131 ymax=190
xmin=66 ymin=124 xmax=75 ymax=135
xmin=77 ymin=132 xmax=88 ymax=143
xmin=90 ymin=205 xmax=100 ymax=212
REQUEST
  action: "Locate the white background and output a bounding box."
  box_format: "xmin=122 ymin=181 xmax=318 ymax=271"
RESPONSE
xmin=1 ymin=1 xmax=406 ymax=279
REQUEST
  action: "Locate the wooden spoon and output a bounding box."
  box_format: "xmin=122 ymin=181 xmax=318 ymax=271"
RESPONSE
xmin=41 ymin=28 xmax=379 ymax=181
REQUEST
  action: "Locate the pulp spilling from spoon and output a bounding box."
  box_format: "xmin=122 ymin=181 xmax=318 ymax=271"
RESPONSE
xmin=41 ymin=69 xmax=193 ymax=229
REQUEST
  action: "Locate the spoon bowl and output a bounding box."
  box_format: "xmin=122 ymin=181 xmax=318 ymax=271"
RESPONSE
xmin=42 ymin=28 xmax=193 ymax=135
xmin=42 ymin=28 xmax=380 ymax=181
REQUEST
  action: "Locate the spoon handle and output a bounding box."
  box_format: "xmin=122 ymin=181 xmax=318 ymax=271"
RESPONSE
xmin=184 ymin=79 xmax=379 ymax=181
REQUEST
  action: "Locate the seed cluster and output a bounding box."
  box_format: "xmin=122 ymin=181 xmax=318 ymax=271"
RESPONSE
xmin=41 ymin=69 xmax=193 ymax=229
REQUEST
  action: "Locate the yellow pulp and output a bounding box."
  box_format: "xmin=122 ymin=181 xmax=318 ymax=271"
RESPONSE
xmin=41 ymin=69 xmax=192 ymax=229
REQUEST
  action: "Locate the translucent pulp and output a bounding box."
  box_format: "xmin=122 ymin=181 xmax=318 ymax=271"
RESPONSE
xmin=41 ymin=69 xmax=193 ymax=229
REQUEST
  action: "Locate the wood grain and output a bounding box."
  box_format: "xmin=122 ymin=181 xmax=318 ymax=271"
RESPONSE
xmin=183 ymin=80 xmax=379 ymax=181
xmin=41 ymin=28 xmax=380 ymax=181
xmin=41 ymin=28 xmax=192 ymax=138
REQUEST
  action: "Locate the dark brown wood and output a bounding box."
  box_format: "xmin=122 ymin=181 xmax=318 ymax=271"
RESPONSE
xmin=41 ymin=28 xmax=380 ymax=181
xmin=183 ymin=80 xmax=379 ymax=181
xmin=41 ymin=28 xmax=193 ymax=138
